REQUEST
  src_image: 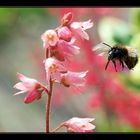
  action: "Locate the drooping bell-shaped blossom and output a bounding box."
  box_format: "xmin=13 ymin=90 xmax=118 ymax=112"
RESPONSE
xmin=70 ymin=19 xmax=93 ymax=40
xmin=60 ymin=71 xmax=88 ymax=88
xmin=41 ymin=29 xmax=59 ymax=48
xmin=57 ymin=26 xmax=72 ymax=42
xmin=13 ymin=73 xmax=46 ymax=104
xmin=44 ymin=57 xmax=67 ymax=84
xmin=63 ymin=117 xmax=95 ymax=132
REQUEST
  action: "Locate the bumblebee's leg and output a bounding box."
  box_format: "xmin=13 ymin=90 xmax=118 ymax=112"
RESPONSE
xmin=105 ymin=60 xmax=110 ymax=70
xmin=119 ymin=60 xmax=124 ymax=70
xmin=112 ymin=60 xmax=117 ymax=72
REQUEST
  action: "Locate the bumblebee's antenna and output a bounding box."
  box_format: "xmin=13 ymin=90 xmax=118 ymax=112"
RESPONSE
xmin=103 ymin=43 xmax=112 ymax=48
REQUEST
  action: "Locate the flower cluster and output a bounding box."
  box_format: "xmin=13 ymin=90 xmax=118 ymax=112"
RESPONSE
xmin=42 ymin=12 xmax=92 ymax=90
xmin=13 ymin=12 xmax=95 ymax=133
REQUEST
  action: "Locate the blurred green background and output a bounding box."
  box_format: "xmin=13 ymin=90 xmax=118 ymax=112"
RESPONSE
xmin=1 ymin=8 xmax=140 ymax=132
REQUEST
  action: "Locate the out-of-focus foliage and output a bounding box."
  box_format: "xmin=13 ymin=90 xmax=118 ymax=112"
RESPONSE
xmin=131 ymin=8 xmax=140 ymax=33
xmin=98 ymin=17 xmax=132 ymax=45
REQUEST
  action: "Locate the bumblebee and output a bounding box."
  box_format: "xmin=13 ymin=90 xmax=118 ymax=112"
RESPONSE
xmin=93 ymin=42 xmax=138 ymax=71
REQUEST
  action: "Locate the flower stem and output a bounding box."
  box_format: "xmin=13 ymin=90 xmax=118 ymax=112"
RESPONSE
xmin=51 ymin=123 xmax=64 ymax=132
xmin=39 ymin=83 xmax=49 ymax=94
xmin=45 ymin=48 xmax=49 ymax=59
xmin=46 ymin=78 xmax=53 ymax=133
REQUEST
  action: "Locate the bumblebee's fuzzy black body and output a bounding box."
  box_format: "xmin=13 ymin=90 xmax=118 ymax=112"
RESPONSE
xmin=93 ymin=43 xmax=138 ymax=72
xmin=124 ymin=54 xmax=138 ymax=69
xmin=104 ymin=43 xmax=138 ymax=71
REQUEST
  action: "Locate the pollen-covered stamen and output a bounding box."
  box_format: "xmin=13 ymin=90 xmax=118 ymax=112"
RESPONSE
xmin=81 ymin=124 xmax=86 ymax=128
xmin=47 ymin=34 xmax=54 ymax=40
xmin=41 ymin=29 xmax=59 ymax=48
xmin=49 ymin=64 xmax=67 ymax=74
xmin=50 ymin=64 xmax=58 ymax=73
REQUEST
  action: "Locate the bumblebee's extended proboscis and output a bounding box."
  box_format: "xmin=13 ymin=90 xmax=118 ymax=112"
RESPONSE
xmin=93 ymin=43 xmax=138 ymax=72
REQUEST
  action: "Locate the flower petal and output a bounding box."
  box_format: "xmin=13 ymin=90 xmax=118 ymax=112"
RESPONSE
xmin=75 ymin=28 xmax=89 ymax=40
xmin=24 ymin=90 xmax=42 ymax=104
xmin=13 ymin=82 xmax=27 ymax=91
xmin=14 ymin=90 xmax=26 ymax=96
xmin=16 ymin=73 xmax=27 ymax=82
xmin=41 ymin=29 xmax=59 ymax=48
xmin=16 ymin=73 xmax=38 ymax=87
xmin=64 ymin=117 xmax=95 ymax=132
xmin=82 ymin=20 xmax=93 ymax=30
xmin=58 ymin=26 xmax=72 ymax=42
xmin=57 ymin=40 xmax=80 ymax=57
xmin=61 ymin=71 xmax=88 ymax=87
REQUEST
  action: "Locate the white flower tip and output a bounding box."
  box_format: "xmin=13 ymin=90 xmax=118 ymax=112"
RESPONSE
xmin=13 ymin=92 xmax=20 ymax=96
xmin=13 ymin=93 xmax=17 ymax=96
xmin=89 ymin=19 xmax=94 ymax=25
xmin=87 ymin=19 xmax=94 ymax=25
xmin=16 ymin=72 xmax=23 ymax=79
xmin=13 ymin=85 xmax=17 ymax=89
xmin=89 ymin=118 xmax=95 ymax=122
xmin=92 ymin=47 xmax=97 ymax=51
xmin=83 ymin=19 xmax=94 ymax=31
xmin=16 ymin=72 xmax=20 ymax=75
xmin=85 ymin=70 xmax=89 ymax=74
xmin=82 ymin=70 xmax=88 ymax=77
xmin=13 ymin=91 xmax=25 ymax=96
xmin=76 ymin=71 xmax=88 ymax=79
xmin=91 ymin=124 xmax=96 ymax=130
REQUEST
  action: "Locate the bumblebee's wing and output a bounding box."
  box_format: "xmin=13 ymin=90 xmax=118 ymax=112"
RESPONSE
xmin=92 ymin=42 xmax=111 ymax=57
xmin=126 ymin=46 xmax=138 ymax=57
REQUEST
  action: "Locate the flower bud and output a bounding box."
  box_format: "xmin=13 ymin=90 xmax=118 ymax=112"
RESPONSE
xmin=61 ymin=12 xmax=73 ymax=26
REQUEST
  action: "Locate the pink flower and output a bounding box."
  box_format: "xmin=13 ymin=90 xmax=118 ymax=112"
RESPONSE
xmin=63 ymin=117 xmax=95 ymax=132
xmin=57 ymin=26 xmax=72 ymax=42
xmin=61 ymin=12 xmax=73 ymax=26
xmin=50 ymin=38 xmax=80 ymax=61
xmin=57 ymin=39 xmax=80 ymax=59
xmin=41 ymin=29 xmax=59 ymax=48
xmin=70 ymin=20 xmax=93 ymax=40
xmin=13 ymin=73 xmax=45 ymax=104
xmin=60 ymin=71 xmax=88 ymax=88
xmin=44 ymin=57 xmax=67 ymax=84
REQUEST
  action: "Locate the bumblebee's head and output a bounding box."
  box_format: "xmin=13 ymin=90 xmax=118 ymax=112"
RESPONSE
xmin=108 ymin=47 xmax=128 ymax=60
xmin=108 ymin=48 xmax=119 ymax=60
